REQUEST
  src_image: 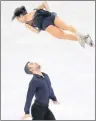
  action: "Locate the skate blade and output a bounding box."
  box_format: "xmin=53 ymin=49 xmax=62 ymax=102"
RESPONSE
xmin=85 ymin=35 xmax=95 ymax=47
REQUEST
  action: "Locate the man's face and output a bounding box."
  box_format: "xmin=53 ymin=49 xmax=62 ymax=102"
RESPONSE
xmin=27 ymin=62 xmax=41 ymax=72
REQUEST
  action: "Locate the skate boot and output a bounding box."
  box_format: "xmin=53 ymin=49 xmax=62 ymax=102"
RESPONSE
xmin=78 ymin=36 xmax=86 ymax=48
xmin=81 ymin=34 xmax=94 ymax=47
xmin=76 ymin=32 xmax=86 ymax=48
xmin=76 ymin=32 xmax=94 ymax=48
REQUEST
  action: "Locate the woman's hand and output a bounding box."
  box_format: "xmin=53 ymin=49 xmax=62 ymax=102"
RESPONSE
xmin=36 ymin=1 xmax=50 ymax=11
xmin=22 ymin=114 xmax=32 ymax=120
xmin=42 ymin=1 xmax=50 ymax=11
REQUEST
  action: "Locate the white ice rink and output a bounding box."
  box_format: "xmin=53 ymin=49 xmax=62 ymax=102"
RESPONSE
xmin=1 ymin=1 xmax=95 ymax=120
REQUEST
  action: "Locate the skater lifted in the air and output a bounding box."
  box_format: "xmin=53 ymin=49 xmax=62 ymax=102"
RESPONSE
xmin=22 ymin=62 xmax=59 ymax=120
xmin=12 ymin=1 xmax=94 ymax=48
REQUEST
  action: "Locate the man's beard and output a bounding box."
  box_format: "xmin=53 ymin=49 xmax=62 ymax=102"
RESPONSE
xmin=36 ymin=64 xmax=41 ymax=70
xmin=38 ymin=65 xmax=41 ymax=69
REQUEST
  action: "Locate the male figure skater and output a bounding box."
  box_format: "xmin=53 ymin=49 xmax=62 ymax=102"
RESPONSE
xmin=22 ymin=62 xmax=59 ymax=120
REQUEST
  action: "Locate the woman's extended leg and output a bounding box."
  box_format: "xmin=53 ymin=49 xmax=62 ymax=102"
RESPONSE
xmin=53 ymin=16 xmax=94 ymax=47
xmin=45 ymin=25 xmax=78 ymax=41
xmin=54 ymin=16 xmax=77 ymax=33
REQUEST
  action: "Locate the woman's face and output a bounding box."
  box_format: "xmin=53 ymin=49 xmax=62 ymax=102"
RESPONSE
xmin=16 ymin=15 xmax=26 ymax=23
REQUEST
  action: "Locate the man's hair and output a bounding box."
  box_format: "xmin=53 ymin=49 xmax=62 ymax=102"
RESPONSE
xmin=12 ymin=6 xmax=27 ymax=20
xmin=24 ymin=62 xmax=33 ymax=74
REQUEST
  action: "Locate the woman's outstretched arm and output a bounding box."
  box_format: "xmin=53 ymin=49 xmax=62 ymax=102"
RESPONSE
xmin=25 ymin=24 xmax=41 ymax=34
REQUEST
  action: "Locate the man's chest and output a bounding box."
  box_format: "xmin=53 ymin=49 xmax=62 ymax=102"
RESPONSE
xmin=38 ymin=77 xmax=51 ymax=88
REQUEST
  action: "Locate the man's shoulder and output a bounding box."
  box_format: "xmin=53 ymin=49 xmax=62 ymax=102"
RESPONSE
xmin=31 ymin=76 xmax=38 ymax=81
xmin=42 ymin=72 xmax=48 ymax=76
xmin=42 ymin=72 xmax=50 ymax=79
xmin=29 ymin=77 xmax=38 ymax=86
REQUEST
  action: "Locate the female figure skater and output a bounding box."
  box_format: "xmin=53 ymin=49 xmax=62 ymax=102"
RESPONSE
xmin=12 ymin=1 xmax=94 ymax=48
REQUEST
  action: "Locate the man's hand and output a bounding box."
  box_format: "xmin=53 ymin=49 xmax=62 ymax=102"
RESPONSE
xmin=22 ymin=114 xmax=32 ymax=120
xmin=53 ymin=101 xmax=60 ymax=104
